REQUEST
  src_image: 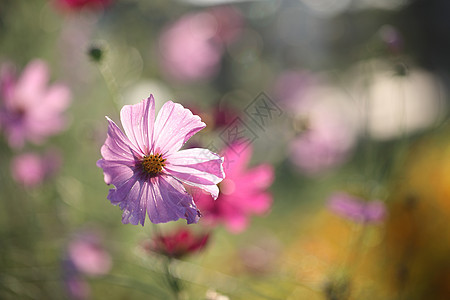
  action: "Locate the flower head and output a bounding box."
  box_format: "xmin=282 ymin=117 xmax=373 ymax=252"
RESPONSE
xmin=11 ymin=149 xmax=62 ymax=188
xmin=142 ymin=227 xmax=209 ymax=259
xmin=194 ymin=144 xmax=274 ymax=233
xmin=327 ymin=192 xmax=386 ymax=224
xmin=97 ymin=95 xmax=225 ymax=226
xmin=0 ymin=60 xmax=71 ymax=149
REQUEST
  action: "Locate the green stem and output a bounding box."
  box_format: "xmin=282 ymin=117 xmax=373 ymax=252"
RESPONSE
xmin=163 ymin=257 xmax=182 ymax=300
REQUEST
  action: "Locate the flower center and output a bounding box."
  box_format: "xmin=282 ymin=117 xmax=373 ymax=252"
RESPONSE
xmin=141 ymin=153 xmax=166 ymax=176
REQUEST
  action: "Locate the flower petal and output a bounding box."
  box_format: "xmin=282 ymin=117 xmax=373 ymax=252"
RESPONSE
xmin=153 ymin=101 xmax=205 ymax=156
xmin=100 ymin=117 xmax=140 ymax=163
xmin=235 ymin=164 xmax=274 ymax=192
xmin=164 ymin=148 xmax=225 ymax=199
xmin=220 ymin=203 xmax=248 ymax=233
xmin=106 ymin=175 xmax=147 ymax=226
xmin=97 ymin=117 xmax=140 ymax=190
xmin=120 ymin=95 xmax=155 ymax=154
xmin=222 ymin=142 xmax=252 ymax=176
xmin=16 ymin=60 xmax=49 ymax=105
xmin=97 ymin=160 xmax=134 ymax=186
xmin=236 ymin=192 xmax=272 ymax=214
xmin=147 ymin=175 xmax=200 ymax=224
xmin=328 ymin=193 xmax=365 ymax=221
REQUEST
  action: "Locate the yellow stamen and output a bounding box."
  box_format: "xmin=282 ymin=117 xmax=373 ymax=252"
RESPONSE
xmin=141 ymin=153 xmax=166 ymax=176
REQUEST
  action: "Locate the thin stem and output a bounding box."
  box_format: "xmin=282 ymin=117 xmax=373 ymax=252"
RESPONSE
xmin=163 ymin=257 xmax=182 ymax=300
xmin=91 ymin=44 xmax=121 ymax=115
xmin=99 ymin=61 xmax=122 ymax=114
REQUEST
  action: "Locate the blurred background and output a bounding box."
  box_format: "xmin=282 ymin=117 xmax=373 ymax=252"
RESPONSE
xmin=1 ymin=0 xmax=450 ymax=299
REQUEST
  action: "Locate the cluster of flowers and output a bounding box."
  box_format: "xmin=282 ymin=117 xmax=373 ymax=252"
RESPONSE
xmin=0 ymin=59 xmax=71 ymax=188
xmin=86 ymin=94 xmax=276 ymax=298
xmin=2 ymin=2 xmax=395 ymax=298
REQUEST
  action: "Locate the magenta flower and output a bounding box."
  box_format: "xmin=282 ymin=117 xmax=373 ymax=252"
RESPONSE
xmin=0 ymin=60 xmax=71 ymax=149
xmin=328 ymin=192 xmax=386 ymax=224
xmin=54 ymin=0 xmax=112 ymax=11
xmin=97 ymin=95 xmax=225 ymax=226
xmin=193 ymin=144 xmax=274 ymax=233
xmin=142 ymin=227 xmax=210 ymax=259
xmin=11 ymin=150 xmax=62 ymax=188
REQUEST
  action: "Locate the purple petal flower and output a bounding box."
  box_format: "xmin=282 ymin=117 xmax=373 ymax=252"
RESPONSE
xmin=0 ymin=60 xmax=71 ymax=149
xmin=97 ymin=95 xmax=225 ymax=226
xmin=328 ymin=192 xmax=386 ymax=224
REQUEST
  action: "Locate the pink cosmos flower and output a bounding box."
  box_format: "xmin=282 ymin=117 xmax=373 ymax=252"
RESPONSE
xmin=142 ymin=227 xmax=209 ymax=259
xmin=97 ymin=95 xmax=225 ymax=226
xmin=328 ymin=192 xmax=386 ymax=224
xmin=193 ymin=144 xmax=274 ymax=233
xmin=11 ymin=150 xmax=62 ymax=188
xmin=0 ymin=60 xmax=71 ymax=149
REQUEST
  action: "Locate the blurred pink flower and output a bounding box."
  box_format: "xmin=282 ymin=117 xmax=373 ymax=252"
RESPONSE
xmin=11 ymin=149 xmax=62 ymax=188
xmin=142 ymin=227 xmax=209 ymax=259
xmin=54 ymin=0 xmax=112 ymax=11
xmin=65 ymin=276 xmax=90 ymax=300
xmin=277 ymin=73 xmax=358 ymax=175
xmin=289 ymin=120 xmax=354 ymax=175
xmin=97 ymin=95 xmax=225 ymax=226
xmin=0 ymin=60 xmax=71 ymax=149
xmin=159 ymin=6 xmax=243 ymax=83
xmin=328 ymin=192 xmax=386 ymax=224
xmin=194 ymin=144 xmax=274 ymax=233
xmin=68 ymin=232 xmax=112 ymax=276
xmin=159 ymin=13 xmax=222 ymax=82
